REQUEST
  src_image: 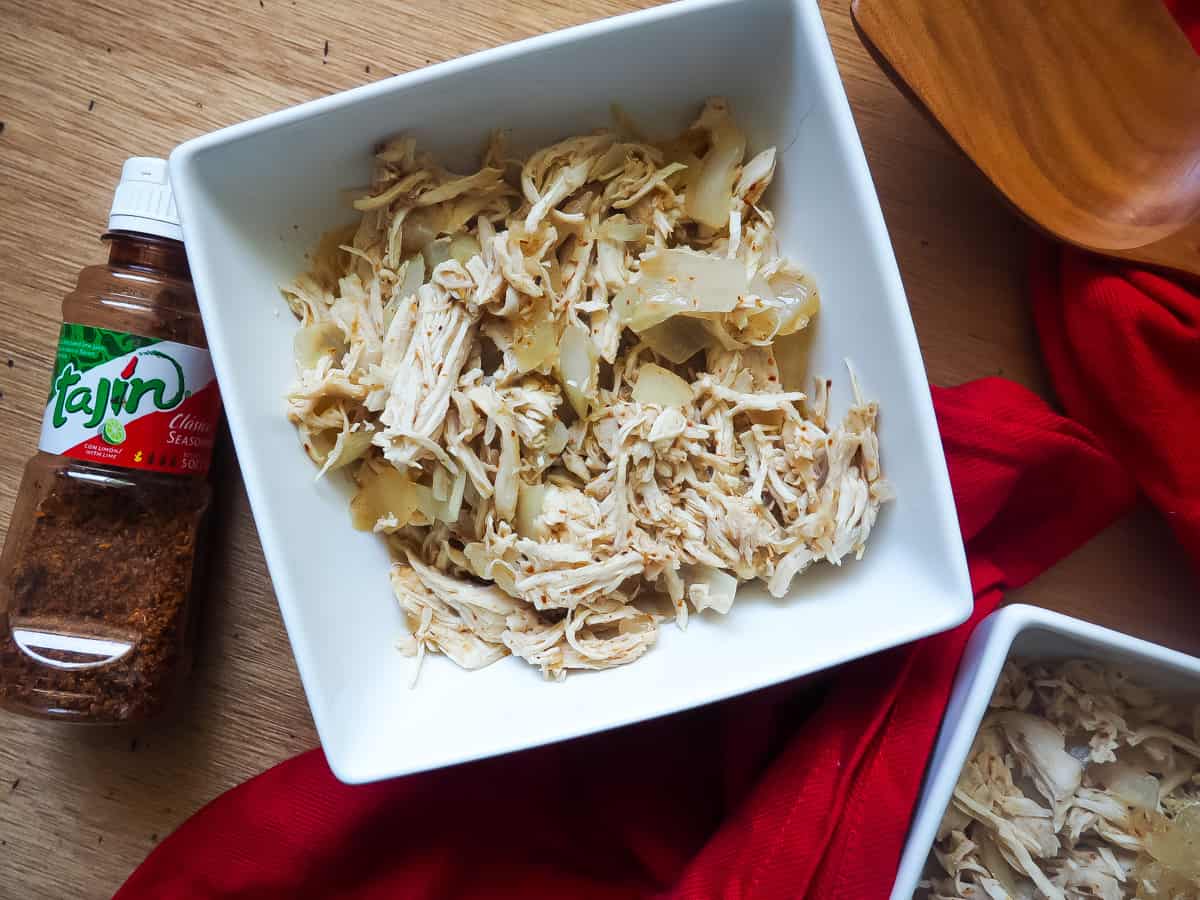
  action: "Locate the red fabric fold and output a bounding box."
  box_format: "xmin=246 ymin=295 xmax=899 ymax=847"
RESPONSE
xmin=116 ymin=379 xmax=1137 ymax=900
xmin=1031 ymin=242 xmax=1200 ymax=570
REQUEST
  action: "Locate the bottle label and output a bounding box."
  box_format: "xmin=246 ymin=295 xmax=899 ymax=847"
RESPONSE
xmin=37 ymin=324 xmax=221 ymax=476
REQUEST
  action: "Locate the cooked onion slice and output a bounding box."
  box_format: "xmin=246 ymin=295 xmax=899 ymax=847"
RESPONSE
xmin=294 ymin=321 xmax=347 ymax=369
xmin=614 ymin=249 xmax=747 ymax=332
xmin=686 ymin=118 xmax=746 ymax=228
xmin=633 ymin=363 xmax=692 ymax=407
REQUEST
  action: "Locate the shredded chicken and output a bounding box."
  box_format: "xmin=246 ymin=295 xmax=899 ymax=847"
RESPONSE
xmin=281 ymin=99 xmax=892 ymax=681
xmin=920 ymin=660 xmax=1200 ymax=900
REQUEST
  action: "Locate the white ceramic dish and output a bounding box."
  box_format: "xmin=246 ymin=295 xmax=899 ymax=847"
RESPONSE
xmin=169 ymin=0 xmax=970 ymax=784
xmin=891 ymin=604 xmax=1200 ymax=899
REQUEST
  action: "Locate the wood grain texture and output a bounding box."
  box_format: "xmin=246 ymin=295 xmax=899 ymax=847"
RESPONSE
xmin=0 ymin=2 xmax=1195 ymax=897
xmin=852 ymin=0 xmax=1200 ymax=276
xmin=1108 ymin=217 xmax=1200 ymax=273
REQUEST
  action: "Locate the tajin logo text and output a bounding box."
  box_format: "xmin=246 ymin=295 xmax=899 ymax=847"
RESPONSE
xmin=50 ymin=351 xmax=186 ymax=429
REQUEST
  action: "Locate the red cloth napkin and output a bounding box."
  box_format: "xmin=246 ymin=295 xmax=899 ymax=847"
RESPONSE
xmin=114 ymin=379 xmax=1138 ymax=900
xmin=1032 ymin=243 xmax=1200 ymax=570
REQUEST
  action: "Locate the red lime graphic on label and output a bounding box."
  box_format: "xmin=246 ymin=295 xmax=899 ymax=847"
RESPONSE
xmin=120 ymin=357 xmax=137 ymax=379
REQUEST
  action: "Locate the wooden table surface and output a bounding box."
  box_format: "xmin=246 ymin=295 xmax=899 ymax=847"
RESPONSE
xmin=0 ymin=1 xmax=1195 ymax=896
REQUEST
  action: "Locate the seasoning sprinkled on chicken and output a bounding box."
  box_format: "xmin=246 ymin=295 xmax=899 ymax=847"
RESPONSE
xmin=281 ymin=99 xmax=892 ymax=681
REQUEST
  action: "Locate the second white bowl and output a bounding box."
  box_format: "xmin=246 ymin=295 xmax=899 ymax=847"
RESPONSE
xmin=891 ymin=604 xmax=1200 ymax=898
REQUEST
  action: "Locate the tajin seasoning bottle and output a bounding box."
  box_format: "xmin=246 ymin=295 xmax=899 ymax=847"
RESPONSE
xmin=0 ymin=158 xmax=221 ymax=723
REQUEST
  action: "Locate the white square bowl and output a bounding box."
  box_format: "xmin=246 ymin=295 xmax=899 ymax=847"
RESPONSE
xmin=169 ymin=0 xmax=971 ymax=784
xmin=890 ymin=604 xmax=1200 ymax=899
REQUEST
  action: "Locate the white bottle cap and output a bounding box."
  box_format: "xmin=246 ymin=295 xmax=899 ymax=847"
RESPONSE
xmin=108 ymin=157 xmax=184 ymax=242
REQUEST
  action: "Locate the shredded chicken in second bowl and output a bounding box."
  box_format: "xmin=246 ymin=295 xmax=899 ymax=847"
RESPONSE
xmin=282 ymin=98 xmax=892 ymax=681
xmin=922 ymin=659 xmax=1200 ymax=899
